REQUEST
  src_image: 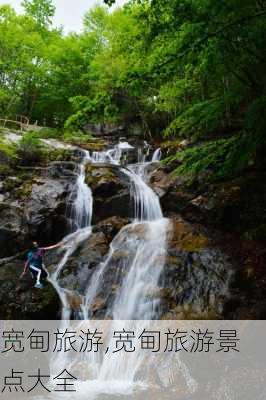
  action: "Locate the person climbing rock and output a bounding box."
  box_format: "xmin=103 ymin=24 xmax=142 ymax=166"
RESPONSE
xmin=20 ymin=241 xmax=63 ymax=289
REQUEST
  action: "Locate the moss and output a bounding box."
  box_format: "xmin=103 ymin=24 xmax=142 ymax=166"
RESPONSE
xmin=3 ymin=176 xmax=23 ymax=192
xmin=14 ymin=133 xmax=45 ymax=166
xmin=85 ymin=164 xmax=117 ymax=187
xmin=15 ymin=180 xmax=34 ymax=199
xmin=45 ymin=148 xmax=74 ymax=162
xmin=78 ymin=140 xmax=106 ymax=152
xmin=0 ymin=140 xmax=17 ymax=160
xmin=28 ymin=127 xmax=62 ymax=139
xmin=0 ymin=164 xmax=13 ymax=177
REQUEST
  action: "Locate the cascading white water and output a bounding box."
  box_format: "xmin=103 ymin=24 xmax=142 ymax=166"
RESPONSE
xmin=39 ymin=141 xmax=233 ymax=400
xmin=92 ymin=141 xmax=134 ymax=165
xmin=77 ymin=145 xmax=171 ymax=391
xmin=152 ymin=147 xmax=162 ymax=162
xmin=48 ymin=150 xmax=93 ymax=318
xmin=49 ymin=143 xmax=138 ymax=319
xmin=83 ymin=153 xmax=169 ymax=320
xmin=71 ymin=150 xmax=93 ymax=230
xmin=124 ymin=165 xmax=163 ymax=221
xmin=44 ymin=141 xmax=205 ymax=399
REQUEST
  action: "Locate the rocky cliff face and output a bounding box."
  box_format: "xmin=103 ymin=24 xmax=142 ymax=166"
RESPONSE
xmin=0 ymin=131 xmax=265 ymax=320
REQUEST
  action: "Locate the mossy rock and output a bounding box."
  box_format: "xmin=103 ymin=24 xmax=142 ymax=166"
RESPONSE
xmin=79 ymin=141 xmax=106 ymax=152
xmin=46 ymin=148 xmax=74 ymax=162
xmin=0 ymin=164 xmax=12 ymax=176
xmin=3 ymin=176 xmax=23 ymax=192
xmin=85 ymin=164 xmax=124 ymax=196
xmin=170 ymin=216 xmax=209 ymax=252
xmin=15 ymin=180 xmax=34 ymax=199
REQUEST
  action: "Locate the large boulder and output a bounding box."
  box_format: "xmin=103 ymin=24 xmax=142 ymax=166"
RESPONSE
xmin=24 ymin=177 xmax=72 ymax=244
xmin=85 ymin=164 xmax=125 ymax=196
xmin=83 ymin=122 xmax=125 ymax=137
xmin=149 ymin=167 xmax=175 ymax=197
xmin=50 ymin=217 xmax=129 ymax=300
xmin=85 ymin=164 xmax=132 ymax=223
xmin=0 ymin=161 xmax=76 ymax=258
xmin=159 ymin=216 xmax=232 ymax=319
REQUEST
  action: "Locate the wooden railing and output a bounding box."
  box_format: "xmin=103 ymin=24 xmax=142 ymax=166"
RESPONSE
xmin=0 ymin=115 xmax=30 ymax=131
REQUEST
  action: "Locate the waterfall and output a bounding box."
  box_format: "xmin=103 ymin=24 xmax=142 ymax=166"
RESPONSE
xmin=83 ymin=153 xmax=169 ymax=320
xmin=123 ymin=164 xmax=163 ymax=221
xmin=79 ymin=145 xmax=171 ymax=390
xmin=152 ymin=147 xmax=162 ymax=162
xmin=48 ymin=150 xmax=93 ymax=319
xmin=45 ymin=141 xmax=207 ymax=398
xmin=91 ymin=141 xmax=134 ymax=165
xmin=41 ymin=140 xmax=232 ymax=399
xmin=71 ymin=150 xmax=93 ymax=230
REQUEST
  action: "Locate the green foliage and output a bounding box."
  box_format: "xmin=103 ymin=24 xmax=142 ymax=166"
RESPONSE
xmin=22 ymin=0 xmax=55 ymax=27
xmin=164 ymin=99 xmax=225 ymax=138
xmin=14 ymin=133 xmax=45 ymax=165
xmin=0 ymin=138 xmax=17 ymax=160
xmin=29 ymin=127 xmax=62 ymax=139
xmin=103 ymin=0 xmax=116 ymax=6
xmin=0 ymin=0 xmax=265 ymax=181
xmin=62 ymin=130 xmax=92 ymax=144
xmin=164 ymin=133 xmax=255 ymax=183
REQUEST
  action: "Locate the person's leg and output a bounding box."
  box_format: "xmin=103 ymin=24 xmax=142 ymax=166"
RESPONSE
xmin=29 ymin=265 xmax=42 ymax=286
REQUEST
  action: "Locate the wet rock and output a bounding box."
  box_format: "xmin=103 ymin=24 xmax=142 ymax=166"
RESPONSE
xmin=66 ymin=292 xmax=83 ymax=311
xmin=84 ymin=122 xmax=125 ymax=137
xmin=0 ymin=203 xmax=27 ymax=258
xmin=169 ymin=216 xmax=209 ymax=252
xmin=52 ymin=217 xmax=129 ymax=297
xmin=0 ymin=258 xmax=60 ymax=319
xmin=92 ymin=216 xmax=129 ymax=240
xmin=91 ymin=296 xmax=106 ymax=313
xmin=47 ymin=161 xmax=77 ymax=179
xmin=85 ymin=164 xmax=126 ymax=196
xmin=181 ymin=183 xmax=243 ymax=229
xmin=25 ymin=178 xmax=72 ymax=243
xmin=85 ymin=164 xmax=131 ymax=223
xmin=149 ymin=168 xmax=173 ymax=197
xmin=56 ymin=231 xmax=110 ymax=293
xmin=93 ymin=191 xmax=131 ymax=223
xmin=160 ymin=216 xmax=232 ymax=319
xmin=161 ymin=181 xmax=194 ymax=216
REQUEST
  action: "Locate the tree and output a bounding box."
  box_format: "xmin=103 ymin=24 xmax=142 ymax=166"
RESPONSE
xmin=22 ymin=0 xmax=55 ymax=27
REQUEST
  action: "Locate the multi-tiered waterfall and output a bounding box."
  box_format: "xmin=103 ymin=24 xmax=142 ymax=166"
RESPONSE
xmin=49 ymin=141 xmax=169 ymax=321
xmin=44 ymin=139 xmax=230 ymax=399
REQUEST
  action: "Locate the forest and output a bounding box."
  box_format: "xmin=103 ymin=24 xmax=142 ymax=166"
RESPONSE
xmin=0 ymin=0 xmax=265 ymax=181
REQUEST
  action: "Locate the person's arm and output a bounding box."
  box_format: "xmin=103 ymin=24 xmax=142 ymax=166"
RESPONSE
xmin=20 ymin=260 xmax=29 ymax=279
xmin=42 ymin=242 xmax=63 ymax=251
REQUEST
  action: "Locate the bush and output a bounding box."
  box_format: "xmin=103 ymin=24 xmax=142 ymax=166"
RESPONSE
xmin=28 ymin=127 xmax=64 ymax=140
xmin=62 ymin=130 xmax=92 ymax=143
xmin=163 ymin=133 xmax=253 ymax=184
xmin=0 ymin=136 xmax=17 ymax=159
xmin=15 ymin=133 xmax=45 ymax=165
